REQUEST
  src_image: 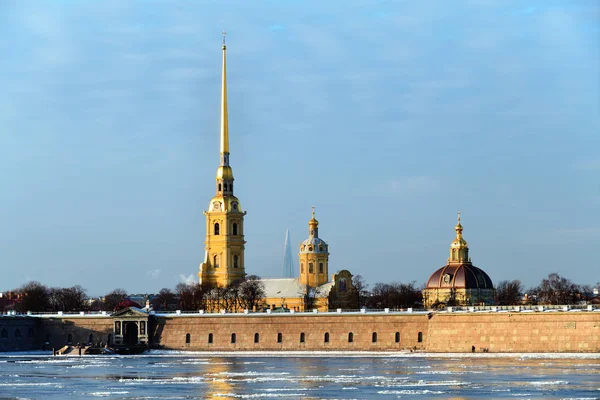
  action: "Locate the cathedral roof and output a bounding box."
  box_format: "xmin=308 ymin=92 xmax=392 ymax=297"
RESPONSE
xmin=426 ymin=263 xmax=494 ymax=289
xmin=261 ymin=278 xmax=333 ymax=299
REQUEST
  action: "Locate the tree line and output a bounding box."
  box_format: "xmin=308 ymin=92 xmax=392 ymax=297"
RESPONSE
xmin=1 ymin=272 xmax=596 ymax=313
xmin=350 ymin=272 xmax=597 ymax=309
xmin=0 ymin=276 xmax=267 ymax=314
xmin=495 ymin=273 xmax=598 ymax=306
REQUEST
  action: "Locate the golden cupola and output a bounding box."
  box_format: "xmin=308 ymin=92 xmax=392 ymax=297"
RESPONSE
xmin=449 ymin=211 xmax=469 ymax=263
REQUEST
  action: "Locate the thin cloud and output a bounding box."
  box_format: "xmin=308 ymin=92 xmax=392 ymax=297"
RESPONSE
xmin=147 ymin=269 xmax=161 ymax=279
xmin=179 ymin=274 xmax=196 ymax=286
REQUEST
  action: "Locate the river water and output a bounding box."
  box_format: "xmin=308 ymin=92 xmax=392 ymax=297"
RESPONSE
xmin=0 ymin=351 xmax=598 ymax=399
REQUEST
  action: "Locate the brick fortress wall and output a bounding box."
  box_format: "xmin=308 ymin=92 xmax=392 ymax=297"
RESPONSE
xmin=151 ymin=313 xmax=429 ymax=351
xmin=152 ymin=311 xmax=600 ymax=353
xmin=0 ymin=317 xmax=40 ymax=351
xmin=2 ymin=311 xmax=599 ymax=353
xmin=39 ymin=316 xmax=113 ymax=348
xmin=426 ymin=312 xmax=600 ymax=352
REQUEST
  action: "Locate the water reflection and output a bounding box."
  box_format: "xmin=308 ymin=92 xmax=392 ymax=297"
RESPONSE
xmin=202 ymin=357 xmax=240 ymax=398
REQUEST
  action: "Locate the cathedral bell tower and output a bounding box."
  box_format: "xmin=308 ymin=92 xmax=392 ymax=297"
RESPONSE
xmin=198 ymin=33 xmax=247 ymax=287
xmin=298 ymin=207 xmax=329 ymax=287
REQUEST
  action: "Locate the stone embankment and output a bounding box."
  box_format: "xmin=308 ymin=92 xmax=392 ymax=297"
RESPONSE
xmin=1 ymin=306 xmax=599 ymax=353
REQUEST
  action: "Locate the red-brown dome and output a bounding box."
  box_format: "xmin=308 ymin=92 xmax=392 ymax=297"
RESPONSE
xmin=426 ymin=264 xmax=493 ymax=289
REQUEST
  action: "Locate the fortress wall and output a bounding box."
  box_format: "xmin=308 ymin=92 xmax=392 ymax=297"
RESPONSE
xmin=151 ymin=314 xmax=430 ymax=351
xmin=426 ymin=312 xmax=600 ymax=353
xmin=3 ymin=311 xmax=600 ymax=353
xmin=0 ymin=317 xmax=40 ymax=351
xmin=41 ymin=317 xmax=113 ymax=348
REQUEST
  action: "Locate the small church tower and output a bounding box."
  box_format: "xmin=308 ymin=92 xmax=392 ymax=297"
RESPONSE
xmin=298 ymin=207 xmax=329 ymax=287
xmin=198 ymin=33 xmax=247 ymax=287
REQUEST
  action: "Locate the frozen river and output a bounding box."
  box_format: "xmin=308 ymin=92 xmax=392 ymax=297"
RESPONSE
xmin=1 ymin=351 xmax=599 ymax=399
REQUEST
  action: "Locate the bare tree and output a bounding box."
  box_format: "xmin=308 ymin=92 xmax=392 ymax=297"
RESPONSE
xmin=153 ymin=288 xmax=177 ymax=311
xmin=577 ymin=284 xmax=595 ymax=304
xmin=15 ymin=281 xmax=50 ymax=312
xmin=529 ymin=273 xmax=578 ymax=305
xmin=192 ymin=282 xmax=213 ymax=311
xmin=496 ymin=280 xmax=524 ymax=305
xmin=220 ymin=281 xmax=241 ymax=312
xmin=352 ymin=274 xmax=369 ymax=309
xmin=175 ymin=283 xmax=195 ymax=311
xmin=103 ymin=288 xmax=128 ymax=311
xmin=205 ymin=286 xmax=223 ymax=313
xmin=238 ymin=275 xmax=266 ymax=311
xmin=367 ymin=281 xmax=421 ymax=309
xmin=300 ymin=284 xmax=322 ymax=311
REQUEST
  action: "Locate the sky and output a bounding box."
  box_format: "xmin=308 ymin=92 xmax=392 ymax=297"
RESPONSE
xmin=0 ymin=0 xmax=598 ymax=296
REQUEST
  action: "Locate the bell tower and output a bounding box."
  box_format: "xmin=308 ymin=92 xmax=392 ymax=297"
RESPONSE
xmin=298 ymin=207 xmax=329 ymax=287
xmin=198 ymin=33 xmax=247 ymax=287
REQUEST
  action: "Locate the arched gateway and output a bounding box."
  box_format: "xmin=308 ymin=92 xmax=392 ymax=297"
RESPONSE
xmin=111 ymin=307 xmax=149 ymax=354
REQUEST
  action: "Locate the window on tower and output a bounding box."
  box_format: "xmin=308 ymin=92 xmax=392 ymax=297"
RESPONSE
xmin=300 ymin=263 xmax=304 ymax=273
xmin=213 ymin=255 xmax=219 ymax=268
xmin=309 ymin=263 xmax=314 ymax=273
xmin=218 ymin=183 xmax=222 ymax=191
xmin=319 ymin=263 xmax=323 ymax=273
xmin=224 ymin=183 xmax=228 ymax=191
xmin=215 ymin=223 xmax=220 ymax=235
xmin=233 ymin=255 xmax=239 ymax=268
xmin=233 ymin=223 xmax=238 ymax=235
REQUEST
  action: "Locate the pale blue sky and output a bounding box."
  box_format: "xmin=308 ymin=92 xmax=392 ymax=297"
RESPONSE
xmin=1 ymin=1 xmax=598 ymax=295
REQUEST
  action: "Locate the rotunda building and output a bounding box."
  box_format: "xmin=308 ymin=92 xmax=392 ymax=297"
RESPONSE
xmin=422 ymin=213 xmax=495 ymax=308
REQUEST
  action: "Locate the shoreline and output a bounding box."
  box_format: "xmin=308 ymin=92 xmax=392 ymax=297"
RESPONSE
xmin=1 ymin=349 xmax=599 ymax=359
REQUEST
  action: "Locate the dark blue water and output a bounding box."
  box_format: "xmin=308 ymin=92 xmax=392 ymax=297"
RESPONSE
xmin=0 ymin=351 xmax=598 ymax=399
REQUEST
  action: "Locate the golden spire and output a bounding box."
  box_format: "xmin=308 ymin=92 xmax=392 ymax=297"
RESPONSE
xmin=308 ymin=206 xmax=319 ymax=235
xmin=220 ymin=30 xmax=229 ymax=155
xmin=455 ymin=210 xmax=463 ymax=239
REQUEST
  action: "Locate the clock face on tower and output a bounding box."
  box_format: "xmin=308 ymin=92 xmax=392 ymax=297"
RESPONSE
xmin=213 ymin=201 xmax=222 ymax=211
xmin=231 ymin=202 xmax=238 ymax=211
